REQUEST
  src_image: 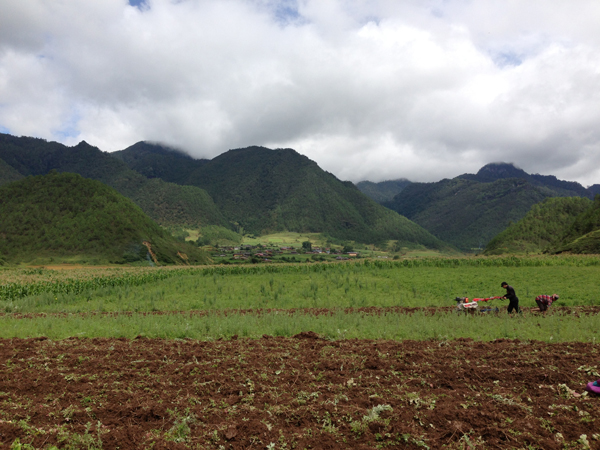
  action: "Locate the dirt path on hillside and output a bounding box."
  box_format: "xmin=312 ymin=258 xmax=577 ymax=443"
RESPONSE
xmin=0 ymin=336 xmax=598 ymax=449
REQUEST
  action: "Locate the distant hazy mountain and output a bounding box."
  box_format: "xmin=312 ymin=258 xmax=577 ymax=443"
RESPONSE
xmin=355 ymin=179 xmax=412 ymax=203
xmin=382 ymin=162 xmax=596 ymax=251
xmin=484 ymin=197 xmax=592 ymax=255
xmin=0 ymin=172 xmax=208 ymax=264
xmin=0 ymin=133 xmax=228 ymax=229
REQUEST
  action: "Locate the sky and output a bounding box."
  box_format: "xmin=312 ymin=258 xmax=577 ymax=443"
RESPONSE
xmin=1 ymin=1 xmax=600 ymax=186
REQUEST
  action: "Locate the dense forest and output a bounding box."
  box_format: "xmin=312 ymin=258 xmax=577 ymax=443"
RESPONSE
xmin=0 ymin=172 xmax=209 ymax=264
xmin=355 ymin=179 xmax=412 ymax=203
xmin=555 ymin=195 xmax=600 ymax=254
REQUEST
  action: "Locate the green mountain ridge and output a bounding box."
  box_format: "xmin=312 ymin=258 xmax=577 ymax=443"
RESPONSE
xmin=459 ymin=162 xmax=592 ymax=198
xmin=0 ymin=134 xmax=450 ymax=251
xmin=0 ymin=172 xmax=209 ymax=264
xmin=112 ymin=141 xmax=209 ymax=185
xmin=117 ymin=143 xmax=451 ymax=249
xmin=383 ymin=177 xmax=560 ymax=250
xmin=483 ymin=197 xmax=593 ymax=255
xmin=355 ymin=179 xmax=412 ymax=203
xmin=0 ymin=134 xmax=229 ymax=229
xmin=382 ymin=162 xmax=597 ymax=251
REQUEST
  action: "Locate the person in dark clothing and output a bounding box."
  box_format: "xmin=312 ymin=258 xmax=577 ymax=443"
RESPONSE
xmin=501 ymin=281 xmax=520 ymax=313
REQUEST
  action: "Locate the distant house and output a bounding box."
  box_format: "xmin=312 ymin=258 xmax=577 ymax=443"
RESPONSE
xmin=347 ymin=252 xmax=358 ymax=257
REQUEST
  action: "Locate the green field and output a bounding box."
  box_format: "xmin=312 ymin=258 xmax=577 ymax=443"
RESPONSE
xmin=1 ymin=256 xmax=600 ymax=341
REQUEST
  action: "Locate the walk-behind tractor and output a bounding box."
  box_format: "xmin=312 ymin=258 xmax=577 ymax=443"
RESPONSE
xmin=454 ymin=296 xmax=503 ymax=314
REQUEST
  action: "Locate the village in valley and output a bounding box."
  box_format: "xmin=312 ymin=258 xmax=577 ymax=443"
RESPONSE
xmin=210 ymin=242 xmax=359 ymax=264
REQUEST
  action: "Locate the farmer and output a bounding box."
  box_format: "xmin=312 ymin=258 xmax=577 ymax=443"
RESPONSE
xmin=532 ymin=294 xmax=559 ymax=313
xmin=501 ymin=282 xmax=520 ymax=314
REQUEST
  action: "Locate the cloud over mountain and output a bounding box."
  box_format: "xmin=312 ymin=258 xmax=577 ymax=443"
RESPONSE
xmin=1 ymin=0 xmax=600 ymax=185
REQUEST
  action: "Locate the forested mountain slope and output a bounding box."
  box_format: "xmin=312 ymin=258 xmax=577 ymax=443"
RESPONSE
xmin=460 ymin=162 xmax=592 ymax=198
xmin=555 ymin=195 xmax=600 ymax=254
xmin=355 ymin=179 xmax=412 ymax=203
xmin=0 ymin=172 xmax=209 ymax=264
xmin=112 ymin=141 xmax=208 ymax=185
xmin=383 ymin=162 xmax=596 ymax=251
xmin=383 ymin=177 xmax=558 ymax=250
xmin=0 ymin=134 xmax=228 ymax=228
xmin=181 ymin=146 xmax=449 ymax=248
xmin=0 ymin=157 xmax=23 ymax=186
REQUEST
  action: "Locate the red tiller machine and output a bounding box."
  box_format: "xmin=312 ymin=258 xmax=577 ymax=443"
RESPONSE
xmin=454 ymin=296 xmax=503 ymax=313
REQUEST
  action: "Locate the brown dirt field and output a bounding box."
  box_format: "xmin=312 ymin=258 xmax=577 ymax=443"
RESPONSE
xmin=0 ymin=337 xmax=598 ymax=450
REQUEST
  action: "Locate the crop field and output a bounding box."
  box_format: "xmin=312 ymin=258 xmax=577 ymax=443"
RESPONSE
xmin=1 ymin=336 xmax=599 ymax=449
xmin=1 ymin=256 xmax=599 ymax=448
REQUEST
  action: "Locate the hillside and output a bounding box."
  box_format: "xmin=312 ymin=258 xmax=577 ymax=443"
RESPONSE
xmin=383 ymin=162 xmax=597 ymax=251
xmin=483 ymin=197 xmax=592 ymax=255
xmin=0 ymin=157 xmax=23 ymax=186
xmin=0 ymin=133 xmax=229 ymax=229
xmin=174 ymin=146 xmax=449 ymax=249
xmin=0 ymin=172 xmax=209 ymax=264
xmin=355 ymin=179 xmax=412 ymax=203
xmin=112 ymin=141 xmax=208 ymax=185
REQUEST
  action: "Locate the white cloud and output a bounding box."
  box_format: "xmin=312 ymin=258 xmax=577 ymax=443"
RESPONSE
xmin=1 ymin=0 xmax=600 ymax=186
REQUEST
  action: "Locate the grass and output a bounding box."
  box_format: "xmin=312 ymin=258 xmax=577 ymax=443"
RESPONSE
xmin=0 ymin=309 xmax=599 ymax=342
xmin=3 ymin=259 xmax=600 ymax=314
xmin=241 ymin=231 xmax=326 ymax=246
xmin=2 ymin=255 xmax=600 ymax=340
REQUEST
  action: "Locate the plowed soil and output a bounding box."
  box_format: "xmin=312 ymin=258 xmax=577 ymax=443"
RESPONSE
xmin=0 ymin=335 xmax=598 ymax=449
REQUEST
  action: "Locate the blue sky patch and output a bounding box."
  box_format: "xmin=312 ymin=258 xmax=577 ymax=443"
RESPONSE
xmin=53 ymin=111 xmax=81 ymax=141
xmin=0 ymin=125 xmax=10 ymax=135
xmin=492 ymin=51 xmax=523 ymax=68
xmin=128 ymin=0 xmax=148 ymax=10
xmin=272 ymin=0 xmax=302 ymax=25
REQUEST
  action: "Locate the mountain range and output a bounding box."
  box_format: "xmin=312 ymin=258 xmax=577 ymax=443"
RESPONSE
xmin=2 ymin=132 xmax=598 ymax=255
xmin=0 ymin=133 xmax=449 ymax=251
xmin=379 ymin=163 xmax=598 ymax=250
xmin=114 ymin=142 xmax=449 ymax=249
xmin=0 ymin=134 xmax=228 ymax=229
